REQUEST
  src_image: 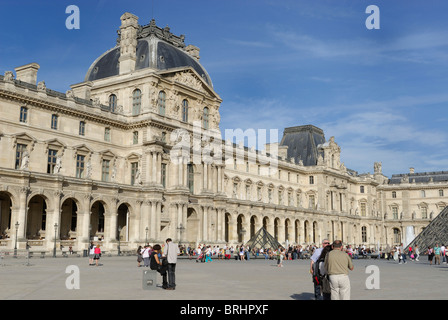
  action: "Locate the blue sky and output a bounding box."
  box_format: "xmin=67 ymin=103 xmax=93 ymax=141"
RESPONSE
xmin=1 ymin=0 xmax=447 ymax=177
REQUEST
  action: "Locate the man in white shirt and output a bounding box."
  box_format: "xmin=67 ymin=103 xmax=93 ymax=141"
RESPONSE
xmin=165 ymin=238 xmax=180 ymax=290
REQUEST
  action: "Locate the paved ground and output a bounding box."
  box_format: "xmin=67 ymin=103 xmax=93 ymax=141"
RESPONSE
xmin=0 ymin=253 xmax=446 ymax=301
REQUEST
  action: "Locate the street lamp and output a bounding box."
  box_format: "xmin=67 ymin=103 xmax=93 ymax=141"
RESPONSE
xmin=177 ymin=223 xmax=185 ymax=245
xmin=53 ymin=223 xmax=58 ymax=258
xmin=117 ymin=226 xmax=122 ymax=256
xmin=145 ymin=227 xmax=148 ymax=245
xmin=14 ymin=222 xmax=19 ymax=258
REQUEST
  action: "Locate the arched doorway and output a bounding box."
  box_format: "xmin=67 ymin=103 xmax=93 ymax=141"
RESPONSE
xmin=90 ymin=201 xmax=106 ymax=240
xmin=187 ymin=208 xmax=200 ymax=246
xmin=237 ymin=214 xmax=245 ymax=243
xmin=250 ymin=215 xmax=257 ymax=239
xmin=0 ymin=192 xmax=12 ymax=239
xmin=60 ymin=198 xmax=78 ymax=240
xmin=224 ymin=212 xmax=230 ymax=243
xmin=117 ymin=203 xmax=130 ymax=241
xmin=274 ymin=218 xmax=280 ymax=241
xmin=27 ymin=195 xmax=47 ymax=239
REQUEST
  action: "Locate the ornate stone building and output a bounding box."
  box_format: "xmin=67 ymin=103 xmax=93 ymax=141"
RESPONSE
xmin=0 ymin=13 xmax=446 ymax=254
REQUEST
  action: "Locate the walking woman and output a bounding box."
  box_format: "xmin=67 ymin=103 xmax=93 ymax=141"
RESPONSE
xmin=94 ymin=244 xmax=101 ymax=266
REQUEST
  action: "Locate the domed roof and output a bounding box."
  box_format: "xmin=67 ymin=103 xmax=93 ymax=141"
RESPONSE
xmin=85 ymin=19 xmax=213 ymax=87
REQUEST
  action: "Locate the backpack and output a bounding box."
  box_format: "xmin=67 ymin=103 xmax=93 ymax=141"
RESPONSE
xmin=312 ymin=257 xmax=325 ymax=285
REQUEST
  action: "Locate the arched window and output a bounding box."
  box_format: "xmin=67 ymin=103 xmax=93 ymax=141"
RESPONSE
xmin=132 ymin=89 xmax=141 ymax=115
xmin=158 ymin=91 xmax=166 ymax=116
xmin=203 ymin=107 xmax=209 ymax=129
xmin=182 ymin=99 xmax=189 ymax=122
xmin=109 ymin=94 xmax=117 ymax=112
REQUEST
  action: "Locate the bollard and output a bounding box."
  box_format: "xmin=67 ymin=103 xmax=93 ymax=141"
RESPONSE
xmin=142 ymin=270 xmax=158 ymax=290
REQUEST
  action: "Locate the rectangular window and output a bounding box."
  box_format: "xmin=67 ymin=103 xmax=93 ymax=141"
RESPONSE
xmin=361 ymin=202 xmax=367 ymax=216
xmin=79 ymin=121 xmax=85 ymax=136
xmin=392 ymin=207 xmax=398 ymax=220
xmin=309 ymin=195 xmax=315 ymax=209
xmin=187 ymin=164 xmax=194 ymax=193
xmin=360 ymin=186 xmax=365 ymax=193
xmin=15 ymin=144 xmax=27 ymax=169
xmin=47 ymin=149 xmax=57 ymax=174
xmin=20 ymin=107 xmax=28 ymax=123
xmin=161 ymin=163 xmax=167 ymax=187
xmin=102 ymin=160 xmax=110 ymax=182
xmin=131 ymin=162 xmax=138 ymax=185
xmin=133 ymin=131 xmax=139 ymax=145
xmin=309 ymin=176 xmax=314 ymax=184
xmin=439 ymin=190 xmax=444 ymax=197
xmin=421 ymin=207 xmax=427 ymax=219
xmin=104 ymin=128 xmax=111 ymax=142
xmin=51 ymin=114 xmax=58 ymax=130
xmin=76 ymin=155 xmax=85 ymax=178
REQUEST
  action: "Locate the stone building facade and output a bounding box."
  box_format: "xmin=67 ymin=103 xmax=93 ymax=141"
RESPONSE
xmin=0 ymin=13 xmax=446 ymax=254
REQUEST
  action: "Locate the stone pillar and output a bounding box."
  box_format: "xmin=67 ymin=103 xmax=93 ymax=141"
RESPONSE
xmin=119 ymin=12 xmax=138 ymax=75
xmin=202 ymin=206 xmax=208 ymax=242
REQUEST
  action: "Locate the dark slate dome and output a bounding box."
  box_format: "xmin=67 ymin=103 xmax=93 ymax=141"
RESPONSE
xmin=85 ymin=19 xmax=213 ymax=87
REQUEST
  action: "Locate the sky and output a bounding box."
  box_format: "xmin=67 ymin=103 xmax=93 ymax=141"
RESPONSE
xmin=0 ymin=0 xmax=447 ymax=177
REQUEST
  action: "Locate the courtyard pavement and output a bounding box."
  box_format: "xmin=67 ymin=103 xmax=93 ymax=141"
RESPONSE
xmin=0 ymin=253 xmax=446 ymax=302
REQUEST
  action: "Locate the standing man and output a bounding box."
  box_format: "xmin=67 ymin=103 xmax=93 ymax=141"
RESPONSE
xmin=324 ymin=240 xmax=354 ymax=300
xmin=310 ymin=239 xmax=330 ymax=300
xmin=165 ymin=238 xmax=180 ymax=290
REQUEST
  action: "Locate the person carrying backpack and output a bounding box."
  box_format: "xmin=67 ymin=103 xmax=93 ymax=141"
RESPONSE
xmin=313 ymin=245 xmax=332 ymax=300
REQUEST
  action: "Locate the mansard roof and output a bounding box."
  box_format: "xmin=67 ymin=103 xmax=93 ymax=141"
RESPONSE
xmin=389 ymin=171 xmax=448 ymax=185
xmin=279 ymin=125 xmax=326 ymax=166
xmin=85 ymin=18 xmax=212 ymax=86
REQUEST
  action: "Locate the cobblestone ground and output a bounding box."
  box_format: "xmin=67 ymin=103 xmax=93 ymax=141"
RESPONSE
xmin=0 ymin=254 xmax=445 ymax=300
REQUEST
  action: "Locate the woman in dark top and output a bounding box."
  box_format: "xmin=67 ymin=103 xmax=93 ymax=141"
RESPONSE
xmin=150 ymin=244 xmax=168 ymax=289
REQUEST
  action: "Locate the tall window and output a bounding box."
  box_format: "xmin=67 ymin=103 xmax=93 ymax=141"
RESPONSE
xmin=360 ymin=186 xmax=365 ymax=193
xmin=51 ymin=114 xmax=58 ymax=130
xmin=131 ymin=162 xmax=138 ymax=185
xmin=392 ymin=207 xmax=398 ymax=220
xmin=182 ymin=99 xmax=189 ymax=122
xmin=361 ymin=226 xmax=367 ymax=243
xmin=158 ymin=91 xmax=166 ymax=116
xmin=15 ymin=144 xmax=27 ymax=169
xmin=104 ymin=128 xmax=111 ymax=142
xmin=132 ymin=89 xmax=141 ymax=115
xmin=440 ymin=190 xmax=444 ymax=197
xmin=161 ymin=163 xmax=167 ymax=187
xmin=187 ymin=164 xmax=194 ymax=193
xmin=133 ymin=131 xmax=139 ymax=145
xmin=20 ymin=106 xmax=28 ymax=123
xmin=309 ymin=176 xmax=314 ymax=184
xmin=392 ymin=191 xmax=397 ymax=199
xmin=47 ymin=149 xmax=57 ymax=174
xmin=309 ymin=194 xmax=315 ymax=209
xmin=76 ymin=155 xmax=85 ymax=178
xmin=102 ymin=160 xmax=110 ymax=182
xmin=109 ymin=94 xmax=117 ymax=113
xmin=421 ymin=207 xmax=428 ymax=219
xmin=203 ymin=107 xmax=209 ymax=129
xmin=79 ymin=121 xmax=85 ymax=136
xmin=361 ymin=202 xmax=367 ymax=216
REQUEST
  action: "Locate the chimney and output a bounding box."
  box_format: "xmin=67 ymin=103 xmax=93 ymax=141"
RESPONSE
xmin=15 ymin=63 xmax=40 ymax=85
xmin=119 ymin=12 xmax=139 ymax=75
xmin=186 ymin=45 xmax=200 ymax=61
xmin=70 ymin=81 xmax=93 ymax=100
xmin=410 ymin=167 xmax=415 ymax=174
